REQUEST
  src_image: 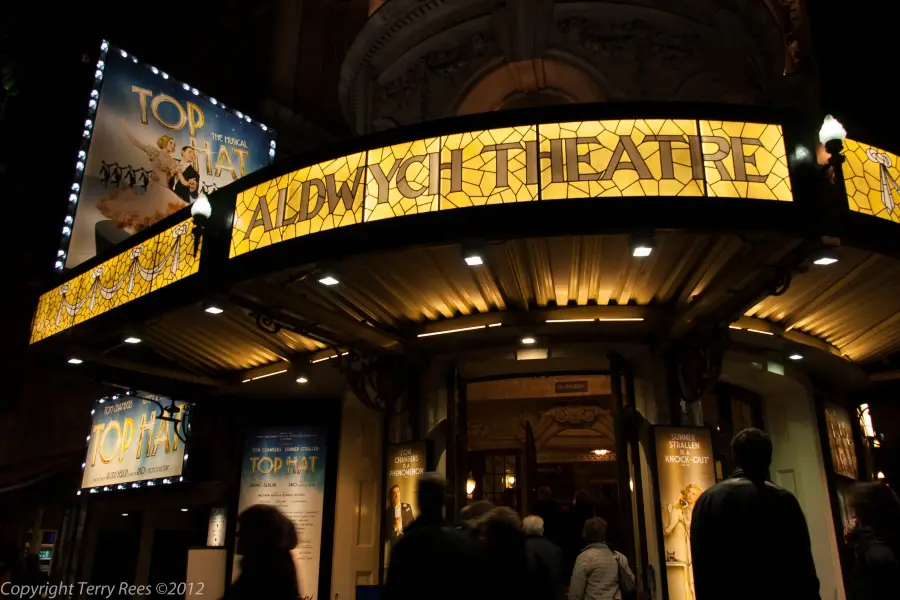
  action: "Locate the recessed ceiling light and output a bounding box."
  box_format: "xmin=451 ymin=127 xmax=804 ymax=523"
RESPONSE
xmin=296 ymin=377 xmax=308 ymax=384
xmin=632 ymin=245 xmax=653 ymax=258
xmin=521 ymin=337 xmax=536 ymax=345
xmin=204 ymin=306 xmax=224 ymax=315
xmin=68 ymin=358 xmax=83 ymax=365
xmin=789 ymin=354 xmax=803 ymax=360
xmin=124 ymin=337 xmax=141 ymax=344
xmin=813 ymin=257 xmax=838 ymax=266
xmin=318 ymin=275 xmax=339 ymax=286
xmin=464 ymin=254 xmax=483 ymax=266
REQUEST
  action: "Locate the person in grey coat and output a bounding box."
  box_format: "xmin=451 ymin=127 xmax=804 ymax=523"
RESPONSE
xmin=569 ymin=517 xmax=634 ymax=600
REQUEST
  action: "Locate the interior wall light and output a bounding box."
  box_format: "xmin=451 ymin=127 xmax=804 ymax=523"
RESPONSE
xmin=789 ymin=354 xmax=803 ymax=361
xmin=296 ymin=376 xmax=309 ymax=384
xmin=124 ymin=336 xmax=142 ymax=344
xmin=204 ymin=304 xmax=224 ymax=315
xmin=68 ymin=358 xmax=83 ymax=365
xmin=521 ymin=337 xmax=536 ymax=344
xmin=318 ymin=275 xmax=339 ymax=286
xmin=466 ymin=473 xmax=476 ymax=496
xmin=464 ymin=253 xmax=483 ymax=266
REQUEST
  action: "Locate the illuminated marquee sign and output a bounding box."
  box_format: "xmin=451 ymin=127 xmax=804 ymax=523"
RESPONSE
xmin=843 ymin=139 xmax=900 ymax=223
xmin=230 ymin=119 xmax=792 ymax=258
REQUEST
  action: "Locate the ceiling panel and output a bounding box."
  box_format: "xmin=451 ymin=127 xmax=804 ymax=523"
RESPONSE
xmin=142 ymin=307 xmax=325 ymax=374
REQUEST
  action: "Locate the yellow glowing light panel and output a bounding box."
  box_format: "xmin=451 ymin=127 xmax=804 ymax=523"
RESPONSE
xmin=30 ymin=217 xmax=200 ymax=343
xmin=843 ymin=139 xmax=900 ymax=223
xmin=230 ymin=120 xmax=792 ymax=257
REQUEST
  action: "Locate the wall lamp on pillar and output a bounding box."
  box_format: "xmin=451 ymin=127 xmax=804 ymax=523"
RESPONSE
xmin=819 ymin=115 xmax=847 ymax=170
xmin=466 ymin=473 xmax=476 ymax=498
xmin=190 ymin=194 xmax=212 ymax=257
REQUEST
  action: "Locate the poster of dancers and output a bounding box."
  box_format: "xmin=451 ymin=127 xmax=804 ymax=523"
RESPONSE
xmin=66 ymin=44 xmax=275 ymax=268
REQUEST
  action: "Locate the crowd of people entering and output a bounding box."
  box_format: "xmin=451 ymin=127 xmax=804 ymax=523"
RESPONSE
xmin=383 ymin=473 xmax=634 ymax=600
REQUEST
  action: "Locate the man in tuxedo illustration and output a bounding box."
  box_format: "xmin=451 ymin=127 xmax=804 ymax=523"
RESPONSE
xmin=171 ymin=146 xmax=200 ymax=203
xmin=385 ymin=484 xmax=415 ymax=546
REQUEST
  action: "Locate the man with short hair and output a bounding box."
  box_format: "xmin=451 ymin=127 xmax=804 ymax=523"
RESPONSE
xmin=171 ymin=146 xmax=200 ymax=203
xmin=524 ymin=515 xmax=564 ymax=600
xmin=385 ymin=484 xmax=415 ymax=545
xmin=690 ymin=428 xmax=821 ymax=600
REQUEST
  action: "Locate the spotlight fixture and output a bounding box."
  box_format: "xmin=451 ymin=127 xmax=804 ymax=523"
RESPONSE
xmin=318 ymin=275 xmax=339 ymax=286
xmin=124 ymin=337 xmax=142 ymax=344
xmin=204 ymin=305 xmax=224 ymax=315
xmin=68 ymin=358 xmax=83 ymax=365
xmin=813 ymin=256 xmax=838 ymax=266
xmin=464 ymin=254 xmax=484 ymax=266
xmin=629 ymin=233 xmax=655 ymax=258
xmin=296 ymin=377 xmax=309 ymax=384
xmin=789 ymin=354 xmax=803 ymax=361
xmin=521 ymin=337 xmax=536 ymax=345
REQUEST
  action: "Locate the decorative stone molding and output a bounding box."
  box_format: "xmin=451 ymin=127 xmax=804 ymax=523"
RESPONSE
xmin=340 ymin=0 xmax=802 ymax=133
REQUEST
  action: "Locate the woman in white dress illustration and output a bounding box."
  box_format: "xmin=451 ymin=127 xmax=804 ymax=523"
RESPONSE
xmin=97 ymin=119 xmax=189 ymax=232
xmin=664 ymin=483 xmax=702 ymax=600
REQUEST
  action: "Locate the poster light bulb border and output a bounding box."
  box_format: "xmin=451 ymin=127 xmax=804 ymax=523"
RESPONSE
xmin=55 ymin=39 xmax=277 ymax=274
xmin=78 ymin=390 xmax=192 ymax=496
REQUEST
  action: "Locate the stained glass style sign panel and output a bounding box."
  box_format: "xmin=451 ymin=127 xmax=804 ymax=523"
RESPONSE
xmin=843 ymin=139 xmax=900 ymax=223
xmin=229 ymin=118 xmax=793 ymax=258
xmin=30 ymin=216 xmax=199 ymax=343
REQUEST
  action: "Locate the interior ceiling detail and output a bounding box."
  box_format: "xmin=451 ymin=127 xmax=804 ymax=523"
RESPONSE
xmin=745 ymin=247 xmax=900 ymax=362
xmin=92 ymin=233 xmax=900 ymax=382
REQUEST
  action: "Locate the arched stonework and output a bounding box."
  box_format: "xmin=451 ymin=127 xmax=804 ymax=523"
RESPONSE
xmin=339 ymin=0 xmax=812 ymax=134
xmin=456 ymin=58 xmax=606 ymax=115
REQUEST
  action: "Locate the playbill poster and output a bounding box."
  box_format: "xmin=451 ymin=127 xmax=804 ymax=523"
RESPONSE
xmin=654 ymin=426 xmax=716 ymax=600
xmin=235 ymin=427 xmax=327 ymax=600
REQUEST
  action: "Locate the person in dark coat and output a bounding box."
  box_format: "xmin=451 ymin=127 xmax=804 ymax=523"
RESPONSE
xmin=457 ymin=499 xmax=495 ymax=540
xmin=690 ymin=428 xmax=820 ymax=600
xmin=846 ymin=481 xmax=900 ymax=599
xmin=384 ymin=473 xmax=487 ymax=600
xmin=524 ymin=515 xmax=564 ymax=600
xmin=221 ymin=504 xmax=299 ymax=600
xmin=481 ymin=507 xmax=545 ymax=600
xmin=535 ymin=486 xmax=563 ymax=546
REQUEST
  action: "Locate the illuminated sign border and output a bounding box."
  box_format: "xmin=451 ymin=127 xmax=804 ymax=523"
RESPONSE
xmin=843 ymin=139 xmax=900 ymax=223
xmin=78 ymin=391 xmax=191 ymax=495
xmin=30 ymin=215 xmax=200 ymax=344
xmin=57 ymin=39 xmax=275 ymax=273
xmin=230 ymin=119 xmax=793 ymax=258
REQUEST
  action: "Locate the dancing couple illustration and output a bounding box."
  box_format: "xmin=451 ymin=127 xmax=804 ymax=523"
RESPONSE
xmin=97 ymin=119 xmax=201 ymax=234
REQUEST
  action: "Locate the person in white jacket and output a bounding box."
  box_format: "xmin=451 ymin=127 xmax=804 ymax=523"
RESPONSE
xmin=569 ymin=517 xmax=634 ymax=600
